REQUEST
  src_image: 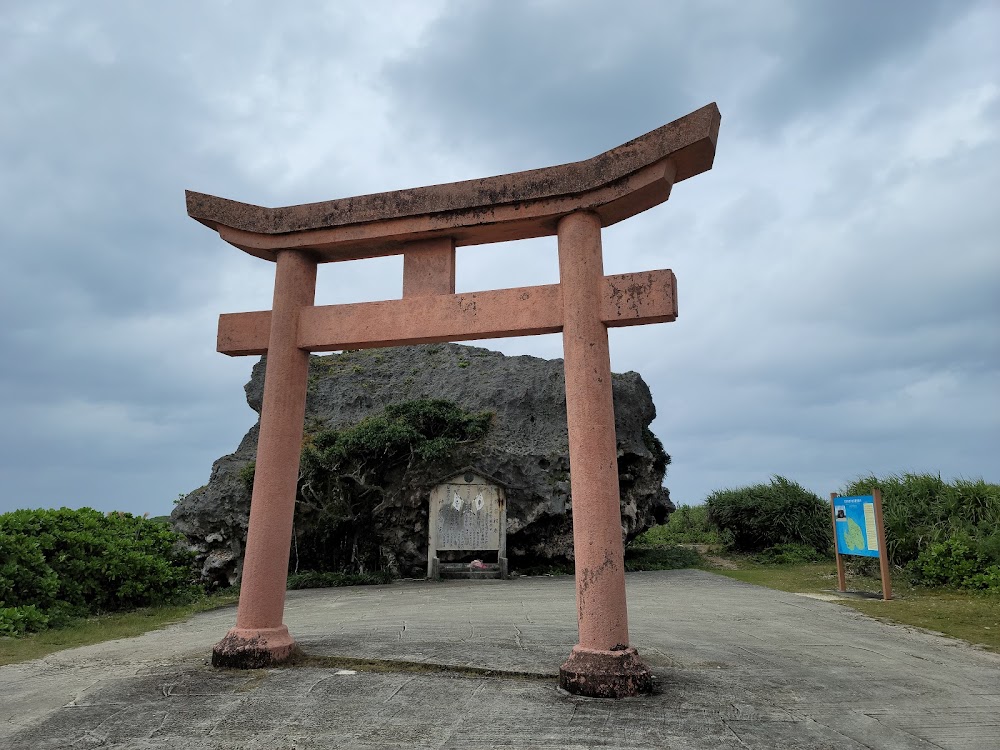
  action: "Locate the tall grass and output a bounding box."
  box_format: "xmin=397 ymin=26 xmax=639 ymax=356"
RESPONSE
xmin=842 ymin=473 xmax=1000 ymax=568
xmin=705 ymin=476 xmax=831 ymax=554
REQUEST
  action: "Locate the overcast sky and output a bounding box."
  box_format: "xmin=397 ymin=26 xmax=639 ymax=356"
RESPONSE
xmin=1 ymin=1 xmax=997 ymax=517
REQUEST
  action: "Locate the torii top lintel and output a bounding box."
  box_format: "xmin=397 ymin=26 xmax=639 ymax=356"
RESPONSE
xmin=186 ymin=103 xmax=720 ymax=263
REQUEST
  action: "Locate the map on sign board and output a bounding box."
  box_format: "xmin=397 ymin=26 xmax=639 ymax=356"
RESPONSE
xmin=834 ymin=494 xmax=880 ymax=558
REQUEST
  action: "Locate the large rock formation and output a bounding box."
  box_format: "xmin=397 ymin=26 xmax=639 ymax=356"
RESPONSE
xmin=172 ymin=343 xmax=672 ymax=585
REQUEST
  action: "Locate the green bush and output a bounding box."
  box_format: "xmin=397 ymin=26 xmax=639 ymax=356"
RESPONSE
xmin=299 ymin=399 xmax=492 ymax=491
xmin=0 ymin=507 xmax=201 ymax=636
xmin=909 ymin=535 xmax=1000 ymax=591
xmin=705 ymin=476 xmax=831 ymax=555
xmin=964 ymin=567 xmax=1000 ymax=591
xmin=641 ymin=426 xmax=671 ymax=476
xmin=842 ymin=473 xmax=1000 ymax=574
xmin=0 ymin=533 xmax=59 ymax=611
xmin=635 ymin=504 xmax=719 ymax=546
xmin=0 ymin=605 xmax=50 ymax=637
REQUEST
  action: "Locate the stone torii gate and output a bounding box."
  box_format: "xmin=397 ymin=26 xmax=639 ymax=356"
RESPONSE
xmin=187 ymin=103 xmax=720 ymax=698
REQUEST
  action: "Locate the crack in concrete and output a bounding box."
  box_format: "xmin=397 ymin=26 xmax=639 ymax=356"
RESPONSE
xmin=381 ymin=676 xmax=413 ymax=704
xmin=513 ymin=624 xmax=525 ymax=650
xmin=290 ymin=653 xmax=555 ymax=680
xmin=433 ymin=680 xmax=486 ymax=750
xmin=720 ymin=719 xmax=753 ymax=749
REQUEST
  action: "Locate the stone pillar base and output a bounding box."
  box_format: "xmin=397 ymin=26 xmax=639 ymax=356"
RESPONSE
xmin=211 ymin=626 xmax=295 ymax=669
xmin=559 ymin=646 xmax=653 ymax=699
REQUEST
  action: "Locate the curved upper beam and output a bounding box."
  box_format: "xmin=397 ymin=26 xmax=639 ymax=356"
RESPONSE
xmin=187 ymin=103 xmax=720 ymax=263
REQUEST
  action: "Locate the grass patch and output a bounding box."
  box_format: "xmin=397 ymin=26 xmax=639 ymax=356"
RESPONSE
xmin=0 ymin=590 xmax=239 ymax=667
xmin=703 ymin=556 xmax=1000 ymax=653
xmin=286 ymin=570 xmax=394 ymax=589
xmin=844 ymin=593 xmax=1000 ymax=651
xmin=512 ymin=563 xmax=574 ymax=577
xmin=625 ymin=545 xmax=701 ymax=571
xmin=0 ymin=570 xmax=396 ymax=667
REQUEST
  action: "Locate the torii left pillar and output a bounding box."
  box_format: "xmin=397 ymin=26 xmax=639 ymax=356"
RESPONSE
xmin=212 ymin=249 xmax=316 ymax=667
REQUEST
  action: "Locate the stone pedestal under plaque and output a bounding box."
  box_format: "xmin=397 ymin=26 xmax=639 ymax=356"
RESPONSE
xmin=427 ymin=471 xmax=507 ymax=580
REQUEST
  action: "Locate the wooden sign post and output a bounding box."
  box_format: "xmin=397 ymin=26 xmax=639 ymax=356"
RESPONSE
xmin=188 ymin=104 xmax=721 ymax=698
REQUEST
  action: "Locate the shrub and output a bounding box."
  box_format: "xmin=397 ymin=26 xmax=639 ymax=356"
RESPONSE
xmin=705 ymin=476 xmax=831 ymax=555
xmin=909 ymin=535 xmax=1000 ymax=591
xmin=0 ymin=605 xmax=50 ymax=637
xmin=238 ymin=462 xmax=256 ymax=491
xmin=0 ymin=507 xmax=201 ymax=635
xmin=841 ymin=473 xmax=1000 ymax=571
xmin=641 ymin=427 xmax=671 ymax=476
xmin=298 ymin=399 xmax=492 ymax=493
xmin=635 ymin=504 xmax=719 ymax=546
xmin=0 ymin=533 xmax=59 ymax=612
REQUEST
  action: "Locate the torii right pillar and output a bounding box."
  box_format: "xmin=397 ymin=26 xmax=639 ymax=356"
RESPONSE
xmin=557 ymin=209 xmax=655 ymax=697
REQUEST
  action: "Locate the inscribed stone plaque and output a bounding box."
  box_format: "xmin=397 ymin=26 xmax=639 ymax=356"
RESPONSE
xmin=435 ymin=483 xmax=502 ymax=551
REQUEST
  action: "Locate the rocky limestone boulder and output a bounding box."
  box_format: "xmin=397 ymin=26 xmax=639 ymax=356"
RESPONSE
xmin=172 ymin=343 xmax=672 ymax=585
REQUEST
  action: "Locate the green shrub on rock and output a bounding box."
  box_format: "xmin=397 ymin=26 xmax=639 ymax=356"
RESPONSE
xmin=0 ymin=507 xmax=201 ymax=636
xmin=705 ymin=476 xmax=831 ymax=555
xmin=292 ymin=399 xmax=493 ymax=575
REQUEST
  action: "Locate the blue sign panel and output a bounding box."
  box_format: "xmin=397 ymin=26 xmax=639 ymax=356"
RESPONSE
xmin=834 ymin=494 xmax=880 ymax=558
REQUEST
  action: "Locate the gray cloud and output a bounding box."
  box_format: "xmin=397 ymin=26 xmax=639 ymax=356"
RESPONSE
xmin=385 ymin=0 xmax=957 ymax=160
xmin=0 ymin=0 xmax=996 ymax=517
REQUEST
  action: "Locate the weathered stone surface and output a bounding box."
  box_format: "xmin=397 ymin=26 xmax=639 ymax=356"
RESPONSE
xmin=171 ymin=343 xmax=672 ymax=585
xmin=559 ymin=645 xmax=654 ymax=698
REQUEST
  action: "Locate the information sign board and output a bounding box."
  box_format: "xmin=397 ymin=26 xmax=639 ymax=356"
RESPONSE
xmin=833 ymin=494 xmax=880 ymax=558
xmin=830 ymin=488 xmax=892 ymax=600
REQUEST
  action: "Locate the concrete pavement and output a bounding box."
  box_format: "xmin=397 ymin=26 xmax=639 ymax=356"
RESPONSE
xmin=1 ymin=570 xmax=997 ymax=749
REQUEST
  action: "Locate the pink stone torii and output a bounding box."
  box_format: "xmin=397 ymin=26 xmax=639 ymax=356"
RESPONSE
xmin=188 ymin=103 xmax=720 ymax=698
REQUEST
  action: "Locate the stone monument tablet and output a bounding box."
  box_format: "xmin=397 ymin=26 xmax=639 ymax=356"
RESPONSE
xmin=427 ymin=471 xmax=507 ymax=579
